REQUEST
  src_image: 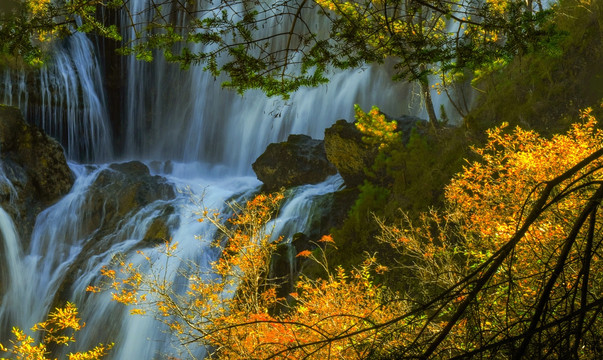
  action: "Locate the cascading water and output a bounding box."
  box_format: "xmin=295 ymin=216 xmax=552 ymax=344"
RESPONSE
xmin=1 ymin=33 xmax=113 ymax=162
xmin=0 ymin=206 xmax=25 ymax=330
xmin=0 ymin=0 xmax=435 ymax=358
xmin=120 ymin=0 xmax=423 ymax=172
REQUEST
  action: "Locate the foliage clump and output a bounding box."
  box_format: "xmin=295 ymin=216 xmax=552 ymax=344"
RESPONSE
xmin=90 ymin=192 xmax=410 ymax=358
xmin=331 ymin=121 xmax=469 ymax=272
xmin=0 ymin=0 xmax=122 ymax=66
xmin=0 ymin=302 xmax=112 ymax=360
xmin=354 ymin=105 xmax=401 ymax=150
xmin=7 ymin=106 xmax=598 ymax=359
xmin=378 ymin=107 xmax=603 ymax=357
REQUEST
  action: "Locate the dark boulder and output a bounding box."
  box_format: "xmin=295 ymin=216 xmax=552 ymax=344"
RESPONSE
xmin=51 ymin=161 xmax=179 ymax=309
xmin=252 ymin=134 xmax=337 ymax=191
xmin=0 ymin=105 xmax=74 ymax=240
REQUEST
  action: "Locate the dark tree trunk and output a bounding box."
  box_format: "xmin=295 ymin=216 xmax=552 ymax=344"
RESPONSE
xmin=420 ymin=75 xmax=438 ymax=128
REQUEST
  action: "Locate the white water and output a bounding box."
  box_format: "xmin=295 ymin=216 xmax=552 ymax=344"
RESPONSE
xmin=0 ymin=160 xmax=343 ymax=357
xmin=0 ymin=207 xmax=25 ymax=330
xmin=0 ymin=1 xmax=438 ymax=358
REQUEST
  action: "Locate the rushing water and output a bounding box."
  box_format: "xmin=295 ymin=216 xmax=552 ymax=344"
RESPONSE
xmin=0 ymin=1 xmax=435 ymax=358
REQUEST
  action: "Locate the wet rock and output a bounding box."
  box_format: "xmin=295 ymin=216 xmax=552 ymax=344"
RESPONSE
xmin=108 ymin=161 xmax=150 ymax=177
xmin=148 ymin=160 xmax=174 ymax=174
xmin=252 ymin=134 xmax=337 ymax=191
xmin=0 ymin=105 xmax=74 ymax=240
xmin=143 ymin=206 xmax=177 ymax=243
xmin=52 ymin=162 xmax=179 ymax=311
xmin=80 ymin=161 xmax=176 ymax=239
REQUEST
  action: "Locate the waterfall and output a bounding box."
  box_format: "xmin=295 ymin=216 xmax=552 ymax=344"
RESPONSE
xmin=0 ymin=161 xmax=344 ymax=357
xmin=0 ymin=1 xmax=437 ymax=358
xmin=270 ymin=175 xmax=345 ymax=240
xmin=119 ymin=0 xmax=422 ymax=173
xmin=0 ymin=1 xmax=431 ymax=168
xmin=0 ymin=207 xmax=25 ymax=330
xmin=1 ymin=33 xmax=113 ymax=162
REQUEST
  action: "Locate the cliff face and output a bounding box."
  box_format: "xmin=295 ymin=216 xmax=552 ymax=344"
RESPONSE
xmin=0 ymin=104 xmax=75 ymax=300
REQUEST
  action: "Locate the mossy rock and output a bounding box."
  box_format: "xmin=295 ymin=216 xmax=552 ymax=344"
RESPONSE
xmin=324 ymin=120 xmax=376 ymax=188
xmin=143 ymin=206 xmax=178 ymax=243
xmin=80 ymin=161 xmax=176 ymax=238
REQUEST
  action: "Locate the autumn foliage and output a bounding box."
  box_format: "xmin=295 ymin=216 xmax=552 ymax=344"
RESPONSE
xmin=0 ymin=302 xmax=112 ymax=360
xmin=378 ymin=107 xmax=603 ymax=358
xmin=437 ymin=108 xmax=603 ymax=358
xmin=79 ymin=107 xmax=603 ymax=358
xmin=354 ymin=105 xmax=401 ymax=150
xmin=94 ymin=191 xmax=410 ymax=358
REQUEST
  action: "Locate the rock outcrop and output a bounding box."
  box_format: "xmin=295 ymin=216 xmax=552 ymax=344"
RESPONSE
xmin=324 ymin=115 xmax=424 ymax=188
xmin=324 ymin=120 xmax=376 ymax=188
xmin=252 ymin=134 xmax=337 ymax=191
xmin=0 ymin=105 xmax=74 ymax=240
xmin=52 ymin=161 xmax=179 ymax=307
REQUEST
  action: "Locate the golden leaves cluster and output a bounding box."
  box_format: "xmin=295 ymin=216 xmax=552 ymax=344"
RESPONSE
xmin=88 ymin=190 xmax=412 ymax=358
xmin=354 ymin=104 xmax=401 ymax=150
xmin=440 ymin=107 xmax=603 ymax=351
xmin=0 ymin=302 xmax=113 ymax=360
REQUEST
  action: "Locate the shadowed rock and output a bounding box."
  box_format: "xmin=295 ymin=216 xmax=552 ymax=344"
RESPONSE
xmin=79 ymin=161 xmax=176 ymax=239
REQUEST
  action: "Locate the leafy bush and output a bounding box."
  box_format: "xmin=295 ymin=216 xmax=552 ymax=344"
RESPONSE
xmin=86 ymin=107 xmax=603 ymax=359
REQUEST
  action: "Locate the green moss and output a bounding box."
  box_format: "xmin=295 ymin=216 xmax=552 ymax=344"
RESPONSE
xmin=143 ymin=217 xmax=170 ymax=243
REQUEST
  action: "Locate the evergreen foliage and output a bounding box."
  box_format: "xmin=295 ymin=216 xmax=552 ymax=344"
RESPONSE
xmin=1 ymin=0 xmax=559 ymax=119
xmin=0 ymin=0 xmax=122 ymax=66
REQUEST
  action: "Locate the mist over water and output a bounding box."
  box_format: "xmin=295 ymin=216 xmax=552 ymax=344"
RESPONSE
xmin=0 ymin=1 xmax=429 ymax=357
